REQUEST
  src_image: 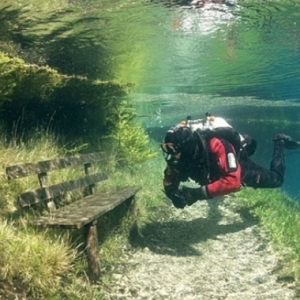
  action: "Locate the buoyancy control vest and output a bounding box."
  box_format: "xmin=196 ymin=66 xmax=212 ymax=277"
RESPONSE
xmin=174 ymin=113 xmax=243 ymax=184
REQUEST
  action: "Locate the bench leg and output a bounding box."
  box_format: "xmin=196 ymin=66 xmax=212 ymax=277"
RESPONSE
xmin=128 ymin=196 xmax=142 ymax=239
xmin=84 ymin=220 xmax=100 ymax=282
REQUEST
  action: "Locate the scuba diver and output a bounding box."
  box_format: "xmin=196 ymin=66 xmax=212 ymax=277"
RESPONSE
xmin=161 ymin=113 xmax=300 ymax=209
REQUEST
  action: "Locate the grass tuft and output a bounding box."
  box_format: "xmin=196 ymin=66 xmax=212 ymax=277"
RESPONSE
xmin=0 ymin=221 xmax=77 ymax=297
xmin=238 ymin=187 xmax=300 ymax=284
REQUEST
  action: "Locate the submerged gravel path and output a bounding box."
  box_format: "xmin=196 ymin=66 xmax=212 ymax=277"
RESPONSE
xmin=102 ymin=195 xmax=297 ymax=300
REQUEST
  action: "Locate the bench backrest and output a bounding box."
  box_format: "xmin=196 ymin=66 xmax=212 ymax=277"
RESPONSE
xmin=6 ymin=152 xmax=108 ymax=209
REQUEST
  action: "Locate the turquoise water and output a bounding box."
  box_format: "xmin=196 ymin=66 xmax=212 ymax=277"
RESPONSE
xmin=134 ymin=93 xmax=300 ymax=199
xmin=128 ymin=1 xmax=300 ymax=200
xmin=2 ymin=0 xmax=300 ymax=199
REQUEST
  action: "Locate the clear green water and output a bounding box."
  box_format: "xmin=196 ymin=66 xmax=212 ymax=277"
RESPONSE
xmin=2 ymin=0 xmax=300 ymax=199
xmin=131 ymin=0 xmax=300 ymax=200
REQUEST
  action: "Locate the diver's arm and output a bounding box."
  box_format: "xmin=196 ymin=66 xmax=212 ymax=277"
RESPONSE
xmin=163 ymin=166 xmax=186 ymax=208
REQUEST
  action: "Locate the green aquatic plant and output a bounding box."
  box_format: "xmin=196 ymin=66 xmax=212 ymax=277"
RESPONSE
xmin=0 ymin=51 xmax=137 ymax=141
xmin=109 ymin=100 xmax=157 ymax=165
xmin=0 ymin=51 xmax=66 ymax=108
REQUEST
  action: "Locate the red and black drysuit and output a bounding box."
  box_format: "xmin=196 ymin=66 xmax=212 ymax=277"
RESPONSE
xmin=163 ymin=136 xmax=241 ymax=208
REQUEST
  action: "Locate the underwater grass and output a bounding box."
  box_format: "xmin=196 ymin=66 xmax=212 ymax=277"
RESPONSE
xmin=5 ymin=130 xmax=300 ymax=296
xmin=0 ymin=221 xmax=77 ymax=297
xmin=237 ymin=187 xmax=300 ymax=283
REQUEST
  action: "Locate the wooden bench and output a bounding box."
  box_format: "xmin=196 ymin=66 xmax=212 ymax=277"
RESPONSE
xmin=6 ymin=152 xmax=141 ymax=282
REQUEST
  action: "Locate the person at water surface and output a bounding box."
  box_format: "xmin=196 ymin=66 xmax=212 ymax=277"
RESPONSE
xmin=161 ymin=114 xmax=300 ymax=209
xmin=188 ymin=0 xmax=234 ymax=8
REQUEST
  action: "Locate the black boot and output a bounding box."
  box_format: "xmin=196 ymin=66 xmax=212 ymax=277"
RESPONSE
xmin=273 ymin=133 xmax=300 ymax=150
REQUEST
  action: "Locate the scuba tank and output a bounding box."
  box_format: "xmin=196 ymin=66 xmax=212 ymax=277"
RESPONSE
xmin=184 ymin=113 xmax=233 ymax=131
xmin=179 ymin=113 xmax=243 ymax=156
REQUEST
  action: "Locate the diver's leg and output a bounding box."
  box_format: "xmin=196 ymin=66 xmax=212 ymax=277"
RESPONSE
xmin=240 ymin=140 xmax=284 ymax=188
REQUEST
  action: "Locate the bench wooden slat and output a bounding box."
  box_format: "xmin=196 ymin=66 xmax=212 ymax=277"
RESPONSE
xmin=6 ymin=152 xmax=106 ymax=179
xmin=19 ymin=172 xmax=109 ymax=207
xmin=33 ymin=186 xmax=142 ymax=229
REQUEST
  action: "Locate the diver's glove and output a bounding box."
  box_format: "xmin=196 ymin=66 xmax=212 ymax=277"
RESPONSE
xmin=164 ymin=185 xmax=187 ymax=209
xmin=181 ymin=186 xmax=208 ymax=206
